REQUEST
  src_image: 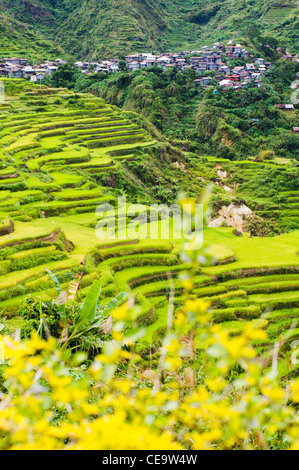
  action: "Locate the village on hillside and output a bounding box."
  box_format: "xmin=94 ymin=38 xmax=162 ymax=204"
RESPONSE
xmin=1 ymin=42 xmax=299 ymax=92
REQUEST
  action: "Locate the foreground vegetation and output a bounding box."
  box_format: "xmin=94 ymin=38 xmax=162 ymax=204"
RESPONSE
xmin=1 ymin=222 xmax=299 ymax=450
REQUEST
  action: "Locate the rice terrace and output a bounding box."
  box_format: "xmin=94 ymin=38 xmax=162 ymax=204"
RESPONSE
xmin=0 ymin=0 xmax=298 ymax=453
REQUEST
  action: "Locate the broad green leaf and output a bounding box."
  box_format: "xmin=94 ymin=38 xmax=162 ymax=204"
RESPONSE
xmin=46 ymin=269 xmax=62 ymax=294
xmin=77 ymin=281 xmax=102 ymax=329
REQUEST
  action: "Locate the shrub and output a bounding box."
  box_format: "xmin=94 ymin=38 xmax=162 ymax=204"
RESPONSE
xmin=19 ymin=296 xmax=65 ymax=339
xmin=1 ymin=293 xmax=299 ymax=450
xmin=101 ymin=284 xmax=118 ymax=298
xmin=10 ymin=252 xmax=68 ymax=271
xmin=0 ymin=260 xmax=11 ymax=276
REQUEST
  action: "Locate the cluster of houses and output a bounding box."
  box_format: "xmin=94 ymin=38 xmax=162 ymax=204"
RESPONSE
xmin=1 ymin=42 xmax=298 ymax=94
xmin=194 ymin=57 xmax=274 ymax=90
xmin=0 ymin=57 xmax=65 ymax=81
xmin=73 ymin=43 xmax=298 ymax=91
xmin=74 ymin=43 xmax=250 ymax=75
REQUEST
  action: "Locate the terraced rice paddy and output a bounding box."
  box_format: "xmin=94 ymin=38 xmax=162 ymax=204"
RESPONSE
xmin=0 ymin=79 xmax=298 ymax=379
xmin=0 ymin=78 xmax=156 ymax=314
xmin=262 ymin=7 xmax=295 ymax=24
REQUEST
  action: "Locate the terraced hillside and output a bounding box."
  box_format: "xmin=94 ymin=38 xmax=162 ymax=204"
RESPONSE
xmin=0 ymin=78 xmax=156 ymax=315
xmin=0 ymin=78 xmax=298 ymax=379
xmin=1 ymin=0 xmax=298 ymax=58
xmin=86 ymin=217 xmax=298 ymax=377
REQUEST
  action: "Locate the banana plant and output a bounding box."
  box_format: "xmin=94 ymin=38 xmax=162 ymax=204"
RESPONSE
xmin=46 ymin=269 xmax=128 ymax=350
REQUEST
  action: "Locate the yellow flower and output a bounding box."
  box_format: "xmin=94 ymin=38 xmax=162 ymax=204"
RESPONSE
xmin=112 ymin=331 xmax=124 ymax=341
xmin=206 ymin=377 xmax=227 ymax=393
xmin=261 ymin=384 xmax=285 ymax=403
xmin=179 ymin=199 xmax=196 ymax=216
xmin=190 ymin=429 xmax=222 ymax=450
xmin=181 ymin=279 xmax=194 ymax=292
xmin=112 ymin=303 xmax=129 ymax=321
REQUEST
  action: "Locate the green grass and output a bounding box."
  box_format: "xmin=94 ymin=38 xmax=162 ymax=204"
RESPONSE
xmin=50 ymin=188 xmax=103 ymax=201
xmin=8 ymin=245 xmax=57 ymax=260
xmin=114 ymin=264 xmax=186 ymax=290
xmin=249 ymin=291 xmax=299 ymax=304
xmin=0 ymin=222 xmax=60 ymax=247
xmin=48 ymin=173 xmax=85 ymax=187
xmin=222 ymin=273 xmax=299 ymax=288
xmin=0 ymin=254 xmax=84 ymax=290
xmin=263 ymin=8 xmax=295 ymax=23
xmin=202 ymin=231 xmax=299 ymax=275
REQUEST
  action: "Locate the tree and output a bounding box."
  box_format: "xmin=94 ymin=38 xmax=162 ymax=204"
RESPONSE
xmin=261 ymin=36 xmax=279 ymax=49
xmin=118 ymin=60 xmax=127 ymax=71
xmin=49 ymin=63 xmax=80 ymax=89
xmin=196 ymin=103 xmax=223 ymax=139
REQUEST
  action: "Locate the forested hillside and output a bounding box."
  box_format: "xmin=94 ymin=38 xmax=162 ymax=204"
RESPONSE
xmin=0 ymin=0 xmax=298 ymax=59
xmin=0 ymin=4 xmax=64 ymax=60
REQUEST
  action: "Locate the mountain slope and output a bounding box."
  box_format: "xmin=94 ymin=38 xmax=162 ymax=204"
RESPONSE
xmin=1 ymin=0 xmax=168 ymax=58
xmin=162 ymin=0 xmax=298 ymax=53
xmin=54 ymin=0 xmax=168 ymax=59
xmin=0 ymin=0 xmax=298 ymax=59
xmin=0 ymin=3 xmax=64 ymax=60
